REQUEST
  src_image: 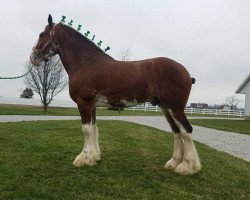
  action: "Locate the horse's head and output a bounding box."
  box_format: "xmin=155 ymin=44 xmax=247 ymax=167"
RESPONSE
xmin=30 ymin=14 xmax=58 ymax=66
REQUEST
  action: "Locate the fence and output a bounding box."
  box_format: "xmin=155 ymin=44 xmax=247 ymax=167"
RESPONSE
xmin=0 ymin=97 xmax=77 ymax=108
xmin=184 ymin=107 xmax=245 ymax=117
xmin=0 ymin=97 xmax=245 ymax=117
xmin=126 ymin=104 xmax=245 ymax=117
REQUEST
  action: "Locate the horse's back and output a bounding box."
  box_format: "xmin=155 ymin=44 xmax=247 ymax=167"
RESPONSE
xmin=125 ymin=57 xmax=193 ymax=108
xmin=112 ymin=56 xmax=192 ymax=90
xmin=117 ymin=57 xmax=190 ymax=77
xmin=119 ymin=57 xmax=192 ymax=88
xmin=150 ymin=57 xmax=192 ymax=84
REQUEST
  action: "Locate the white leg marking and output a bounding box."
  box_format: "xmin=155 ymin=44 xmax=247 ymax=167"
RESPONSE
xmin=175 ymin=132 xmax=201 ymax=175
xmin=164 ymin=133 xmax=184 ymax=170
xmin=167 ymin=109 xmax=201 ymax=175
xmin=73 ymin=124 xmax=101 ymax=167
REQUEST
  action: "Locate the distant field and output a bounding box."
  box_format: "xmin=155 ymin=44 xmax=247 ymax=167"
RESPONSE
xmin=190 ymin=119 xmax=250 ymax=135
xmin=0 ymin=104 xmax=79 ymax=116
xmin=0 ymin=120 xmax=249 ymax=199
xmin=0 ymin=104 xmax=240 ymax=118
xmin=0 ymin=104 xmax=163 ymax=116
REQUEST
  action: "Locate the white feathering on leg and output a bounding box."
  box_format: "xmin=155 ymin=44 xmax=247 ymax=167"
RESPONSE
xmin=164 ymin=133 xmax=184 ymax=170
xmin=167 ymin=109 xmax=201 ymax=175
xmin=176 ymin=132 xmax=201 ymax=175
xmin=73 ymin=123 xmax=101 ymax=166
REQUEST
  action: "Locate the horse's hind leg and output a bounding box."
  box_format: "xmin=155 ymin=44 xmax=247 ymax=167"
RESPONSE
xmin=162 ymin=108 xmax=184 ymax=170
xmin=168 ymin=109 xmax=201 ymax=175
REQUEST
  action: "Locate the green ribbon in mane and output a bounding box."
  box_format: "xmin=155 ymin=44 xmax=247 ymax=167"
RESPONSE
xmin=61 ymin=16 xmax=111 ymax=53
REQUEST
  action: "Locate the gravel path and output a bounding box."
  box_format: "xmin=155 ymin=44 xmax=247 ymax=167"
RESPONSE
xmin=0 ymin=115 xmax=249 ymax=161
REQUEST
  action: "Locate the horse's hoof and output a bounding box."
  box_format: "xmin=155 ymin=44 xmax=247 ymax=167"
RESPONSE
xmin=164 ymin=158 xmax=182 ymax=170
xmin=174 ymin=159 xmax=201 ymax=175
xmin=73 ymin=153 xmax=96 ymax=166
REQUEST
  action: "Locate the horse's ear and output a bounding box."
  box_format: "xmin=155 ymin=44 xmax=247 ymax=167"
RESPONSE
xmin=48 ymin=14 xmax=53 ymax=26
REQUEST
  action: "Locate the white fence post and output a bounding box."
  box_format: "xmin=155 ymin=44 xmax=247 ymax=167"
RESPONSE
xmin=126 ymin=105 xmax=245 ymax=117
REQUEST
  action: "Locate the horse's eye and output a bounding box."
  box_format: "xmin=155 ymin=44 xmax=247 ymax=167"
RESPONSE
xmin=39 ymin=32 xmax=45 ymax=37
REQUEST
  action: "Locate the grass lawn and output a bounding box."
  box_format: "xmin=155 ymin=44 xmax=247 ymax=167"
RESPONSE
xmin=0 ymin=104 xmax=79 ymax=116
xmin=190 ymin=119 xmax=250 ymax=135
xmin=0 ymin=120 xmax=249 ymax=199
xmin=0 ymin=104 xmax=163 ymax=116
xmin=0 ymin=104 xmax=240 ymax=118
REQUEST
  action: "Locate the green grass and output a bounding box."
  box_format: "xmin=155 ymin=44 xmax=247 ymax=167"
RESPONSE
xmin=0 ymin=104 xmax=240 ymax=118
xmin=0 ymin=120 xmax=249 ymax=199
xmin=0 ymin=104 xmax=79 ymax=115
xmin=0 ymin=104 xmax=163 ymax=116
xmin=190 ymin=119 xmax=250 ymax=135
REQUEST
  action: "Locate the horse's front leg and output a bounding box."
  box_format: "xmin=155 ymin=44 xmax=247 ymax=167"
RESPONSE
xmin=73 ymin=102 xmax=100 ymax=166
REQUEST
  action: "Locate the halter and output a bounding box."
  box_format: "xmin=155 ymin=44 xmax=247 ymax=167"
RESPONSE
xmin=33 ymin=24 xmax=58 ymax=61
xmin=32 ymin=40 xmax=51 ymax=54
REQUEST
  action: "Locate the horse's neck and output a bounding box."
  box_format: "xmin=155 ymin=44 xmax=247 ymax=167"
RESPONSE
xmin=56 ymin=28 xmax=113 ymax=75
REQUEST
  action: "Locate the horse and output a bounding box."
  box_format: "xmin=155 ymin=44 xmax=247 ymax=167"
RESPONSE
xmin=30 ymin=15 xmax=201 ymax=175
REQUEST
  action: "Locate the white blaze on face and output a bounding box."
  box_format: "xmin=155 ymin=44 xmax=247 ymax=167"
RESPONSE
xmin=30 ymin=40 xmax=42 ymax=66
xmin=30 ymin=50 xmax=39 ymax=66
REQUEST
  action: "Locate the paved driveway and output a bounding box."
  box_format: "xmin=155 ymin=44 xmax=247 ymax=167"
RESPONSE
xmin=0 ymin=115 xmax=249 ymax=161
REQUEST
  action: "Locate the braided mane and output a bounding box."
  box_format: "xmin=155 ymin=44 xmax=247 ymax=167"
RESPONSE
xmin=59 ymin=23 xmax=109 ymax=54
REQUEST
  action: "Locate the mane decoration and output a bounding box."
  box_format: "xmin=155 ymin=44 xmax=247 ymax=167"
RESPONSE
xmin=60 ymin=16 xmax=110 ymax=53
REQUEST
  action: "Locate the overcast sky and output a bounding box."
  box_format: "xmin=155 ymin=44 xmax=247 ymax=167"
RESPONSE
xmin=0 ymin=0 xmax=249 ymax=107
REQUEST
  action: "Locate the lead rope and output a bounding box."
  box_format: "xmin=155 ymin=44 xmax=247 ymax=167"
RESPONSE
xmin=0 ymin=65 xmax=33 ymax=79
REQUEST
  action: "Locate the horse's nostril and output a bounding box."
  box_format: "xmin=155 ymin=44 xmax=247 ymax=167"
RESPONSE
xmin=30 ymin=54 xmax=35 ymax=65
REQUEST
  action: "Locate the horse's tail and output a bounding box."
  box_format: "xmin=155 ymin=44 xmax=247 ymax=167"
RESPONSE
xmin=191 ymin=77 xmax=196 ymax=84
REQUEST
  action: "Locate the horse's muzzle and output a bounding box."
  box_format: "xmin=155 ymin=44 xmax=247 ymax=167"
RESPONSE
xmin=30 ymin=50 xmax=42 ymax=66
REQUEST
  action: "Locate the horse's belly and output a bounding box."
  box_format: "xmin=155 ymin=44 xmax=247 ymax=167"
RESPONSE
xmin=96 ymin=95 xmax=110 ymax=107
xmin=119 ymin=99 xmax=139 ymax=107
xmin=96 ymin=95 xmax=141 ymax=108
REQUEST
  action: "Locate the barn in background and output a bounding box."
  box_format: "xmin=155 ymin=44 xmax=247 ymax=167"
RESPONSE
xmin=236 ymin=74 xmax=250 ymax=119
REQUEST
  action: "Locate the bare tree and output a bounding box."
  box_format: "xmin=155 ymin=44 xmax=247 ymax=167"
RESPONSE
xmin=226 ymin=95 xmax=241 ymax=110
xmin=24 ymin=56 xmax=67 ymax=111
xmin=118 ymin=48 xmax=132 ymax=61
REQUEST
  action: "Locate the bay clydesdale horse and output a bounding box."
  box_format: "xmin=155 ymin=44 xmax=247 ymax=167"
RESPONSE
xmin=30 ymin=15 xmax=201 ymax=175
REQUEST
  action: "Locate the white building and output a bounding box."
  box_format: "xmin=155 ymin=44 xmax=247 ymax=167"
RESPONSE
xmin=236 ymin=74 xmax=250 ymax=119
